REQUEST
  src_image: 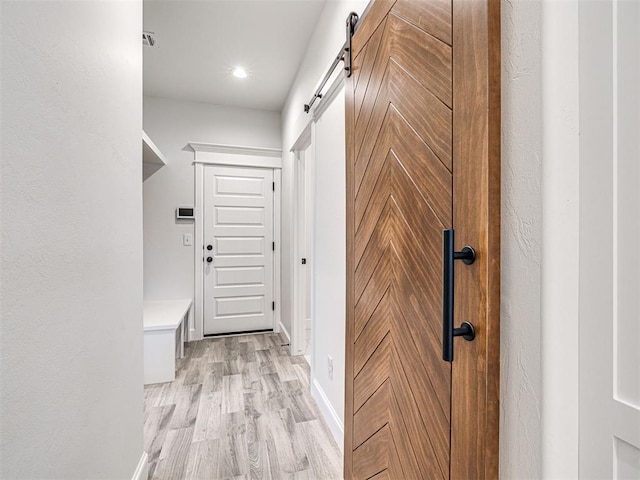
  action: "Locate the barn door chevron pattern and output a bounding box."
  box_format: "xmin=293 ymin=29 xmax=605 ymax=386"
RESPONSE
xmin=344 ymin=1 xmax=501 ymax=479
xmin=349 ymin=8 xmax=453 ymax=480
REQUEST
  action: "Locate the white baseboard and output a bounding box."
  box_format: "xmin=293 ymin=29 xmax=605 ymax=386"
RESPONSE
xmin=311 ymin=378 xmax=344 ymax=451
xmin=279 ymin=320 xmax=291 ymax=343
xmin=132 ymin=451 xmax=149 ymax=480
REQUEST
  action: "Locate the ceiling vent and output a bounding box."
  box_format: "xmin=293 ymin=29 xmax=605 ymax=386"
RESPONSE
xmin=142 ymin=31 xmax=155 ymax=47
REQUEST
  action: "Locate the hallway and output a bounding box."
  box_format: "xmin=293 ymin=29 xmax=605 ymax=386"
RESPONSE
xmin=143 ymin=333 xmax=342 ymax=479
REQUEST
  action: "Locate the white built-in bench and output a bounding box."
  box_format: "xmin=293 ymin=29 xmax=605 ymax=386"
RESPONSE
xmin=143 ymin=299 xmax=192 ymax=385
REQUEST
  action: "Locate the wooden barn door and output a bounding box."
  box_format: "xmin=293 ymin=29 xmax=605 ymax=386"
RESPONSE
xmin=344 ymin=1 xmax=500 ymax=479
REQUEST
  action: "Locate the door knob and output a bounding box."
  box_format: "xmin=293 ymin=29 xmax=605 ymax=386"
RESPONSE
xmin=442 ymin=229 xmax=476 ymax=362
xmin=206 ymin=245 xmax=213 ymax=251
xmin=206 ymin=256 xmax=213 ymax=263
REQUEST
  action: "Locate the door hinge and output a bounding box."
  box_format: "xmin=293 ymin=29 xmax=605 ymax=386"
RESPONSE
xmin=272 ymin=242 xmax=275 ymax=251
xmin=301 ymin=258 xmax=307 ymax=265
xmin=272 ymin=301 xmax=275 ymax=311
xmin=272 ymin=181 xmax=275 ymax=191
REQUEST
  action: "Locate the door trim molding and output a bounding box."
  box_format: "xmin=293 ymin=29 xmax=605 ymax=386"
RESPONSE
xmin=194 ymin=162 xmax=205 ymax=341
xmin=290 ymin=124 xmax=314 ymax=357
xmin=189 ymin=142 xmax=282 ymax=169
xmin=288 ymin=76 xmax=346 ymax=358
xmin=273 ymin=168 xmax=282 ymax=338
xmin=192 ymin=156 xmax=282 ymax=341
xmin=312 ymin=74 xmax=345 ymax=121
xmin=290 ymin=74 xmax=344 ymax=153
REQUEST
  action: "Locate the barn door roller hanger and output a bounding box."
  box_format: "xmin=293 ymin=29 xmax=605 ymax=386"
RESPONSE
xmin=442 ymin=229 xmax=476 ymax=362
xmin=304 ymin=11 xmax=359 ymax=113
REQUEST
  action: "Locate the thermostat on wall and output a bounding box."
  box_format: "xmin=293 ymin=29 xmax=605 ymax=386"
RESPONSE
xmin=176 ymin=207 xmax=194 ymax=220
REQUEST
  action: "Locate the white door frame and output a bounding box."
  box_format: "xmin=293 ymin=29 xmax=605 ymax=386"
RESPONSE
xmin=289 ymin=74 xmax=345 ymax=359
xmin=290 ymin=125 xmax=314 ymax=356
xmin=190 ymin=142 xmax=282 ymax=341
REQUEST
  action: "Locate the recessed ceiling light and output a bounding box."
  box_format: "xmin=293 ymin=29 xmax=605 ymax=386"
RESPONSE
xmin=232 ymin=67 xmax=248 ymax=79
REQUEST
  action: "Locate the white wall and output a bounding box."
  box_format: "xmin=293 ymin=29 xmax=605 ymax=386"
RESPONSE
xmin=281 ymin=0 xmax=367 ymax=339
xmin=143 ymin=96 xmax=281 ymax=302
xmin=0 ymin=1 xmax=145 ymax=478
xmin=311 ymin=87 xmax=347 ymax=444
xmin=501 ymin=0 xmax=544 ymax=477
xmin=280 ymin=0 xmax=367 ymax=442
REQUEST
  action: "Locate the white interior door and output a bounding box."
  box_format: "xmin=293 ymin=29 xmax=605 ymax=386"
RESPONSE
xmin=203 ymin=165 xmax=274 ymax=335
xmin=580 ymin=1 xmax=640 ymax=477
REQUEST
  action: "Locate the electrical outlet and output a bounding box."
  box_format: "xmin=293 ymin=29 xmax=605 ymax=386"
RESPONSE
xmin=327 ymin=355 xmax=334 ymax=381
xmin=183 ymin=233 xmax=192 ymax=246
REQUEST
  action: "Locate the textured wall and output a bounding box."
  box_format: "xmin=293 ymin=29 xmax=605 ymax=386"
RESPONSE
xmin=501 ymin=0 xmax=544 ymax=477
xmin=0 ymin=1 xmax=144 ymax=477
xmin=142 ymin=96 xmax=281 ymax=302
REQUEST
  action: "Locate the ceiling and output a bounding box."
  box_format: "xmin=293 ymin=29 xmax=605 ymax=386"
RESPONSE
xmin=143 ymin=0 xmax=327 ymax=112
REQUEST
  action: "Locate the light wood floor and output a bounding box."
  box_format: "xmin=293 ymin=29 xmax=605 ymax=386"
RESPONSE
xmin=144 ymin=333 xmax=343 ymax=479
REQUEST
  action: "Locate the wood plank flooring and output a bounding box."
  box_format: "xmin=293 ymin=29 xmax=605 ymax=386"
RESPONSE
xmin=144 ymin=333 xmax=343 ymax=480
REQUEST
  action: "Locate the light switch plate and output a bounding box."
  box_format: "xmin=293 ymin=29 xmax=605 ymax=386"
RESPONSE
xmin=183 ymin=233 xmax=193 ymax=246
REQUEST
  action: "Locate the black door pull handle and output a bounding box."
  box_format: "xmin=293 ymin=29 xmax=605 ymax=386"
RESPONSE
xmin=442 ymin=229 xmax=476 ymax=362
